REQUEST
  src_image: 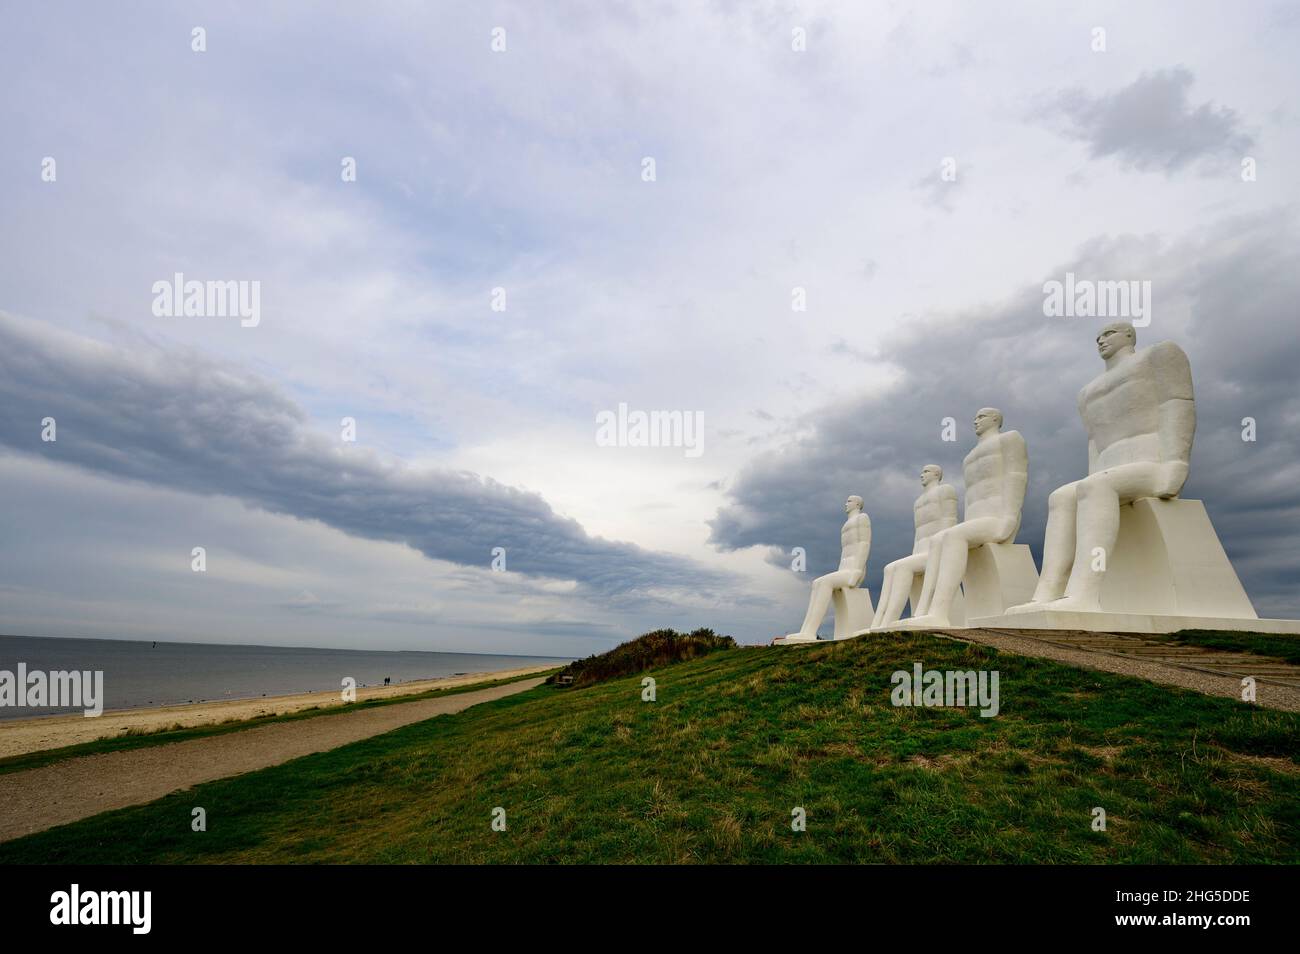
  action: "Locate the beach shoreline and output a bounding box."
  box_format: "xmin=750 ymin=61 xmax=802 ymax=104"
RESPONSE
xmin=0 ymin=664 xmax=558 ymax=759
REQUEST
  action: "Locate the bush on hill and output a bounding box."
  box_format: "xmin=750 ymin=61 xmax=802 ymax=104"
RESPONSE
xmin=551 ymin=627 xmax=736 ymax=687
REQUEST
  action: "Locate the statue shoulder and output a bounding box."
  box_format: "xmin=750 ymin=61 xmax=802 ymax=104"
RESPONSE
xmin=998 ymin=430 xmax=1028 ymax=468
xmin=937 ymin=483 xmax=958 ymax=500
xmin=1143 ymin=340 xmax=1193 ymax=398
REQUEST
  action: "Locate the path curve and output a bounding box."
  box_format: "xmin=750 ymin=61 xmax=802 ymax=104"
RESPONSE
xmin=0 ymin=677 xmax=545 ymax=843
xmin=924 ymin=628 xmax=1300 ymax=712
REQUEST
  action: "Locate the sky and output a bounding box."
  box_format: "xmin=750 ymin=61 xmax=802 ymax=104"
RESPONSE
xmin=1 ymin=1 xmax=1297 ymax=656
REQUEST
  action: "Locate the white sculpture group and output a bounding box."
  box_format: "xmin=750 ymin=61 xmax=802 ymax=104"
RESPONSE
xmin=776 ymin=323 xmax=1300 ymax=642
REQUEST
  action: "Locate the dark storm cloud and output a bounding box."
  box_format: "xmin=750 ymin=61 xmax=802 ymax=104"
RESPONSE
xmin=709 ymin=212 xmax=1300 ymax=617
xmin=1040 ymin=67 xmax=1253 ymax=174
xmin=0 ymin=314 xmax=734 ymax=600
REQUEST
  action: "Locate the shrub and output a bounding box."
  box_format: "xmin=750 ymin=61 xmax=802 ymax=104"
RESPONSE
xmin=550 ymin=627 xmax=736 ymax=687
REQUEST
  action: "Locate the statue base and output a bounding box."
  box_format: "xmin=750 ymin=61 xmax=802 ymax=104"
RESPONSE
xmin=969 ymin=609 xmax=1300 ymax=636
xmin=773 ymin=586 xmax=875 ymax=645
xmin=833 ymin=587 xmax=874 ymax=639
xmin=983 ymin=498 xmax=1289 ymax=634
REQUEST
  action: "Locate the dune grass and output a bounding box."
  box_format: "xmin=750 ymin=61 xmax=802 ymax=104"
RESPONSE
xmin=1 ymin=633 xmax=1295 ymax=864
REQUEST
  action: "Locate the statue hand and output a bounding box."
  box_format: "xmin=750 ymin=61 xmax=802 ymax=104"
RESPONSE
xmin=1155 ymin=461 xmax=1188 ymax=498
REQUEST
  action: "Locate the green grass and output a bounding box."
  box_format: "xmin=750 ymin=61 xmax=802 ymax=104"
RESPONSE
xmin=0 ymin=669 xmax=557 ymax=777
xmin=1146 ymin=629 xmax=1300 ymax=667
xmin=1 ymin=633 xmax=1296 ymax=864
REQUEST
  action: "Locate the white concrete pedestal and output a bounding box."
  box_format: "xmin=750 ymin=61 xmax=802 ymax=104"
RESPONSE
xmin=833 ymin=587 xmax=875 ymax=639
xmin=963 ymin=542 xmax=1038 ymax=620
xmin=973 ymin=498 xmax=1300 ymax=634
xmin=774 ymin=586 xmax=875 ymax=644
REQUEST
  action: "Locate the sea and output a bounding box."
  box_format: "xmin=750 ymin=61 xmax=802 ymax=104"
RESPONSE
xmin=0 ymin=634 xmax=571 ymax=721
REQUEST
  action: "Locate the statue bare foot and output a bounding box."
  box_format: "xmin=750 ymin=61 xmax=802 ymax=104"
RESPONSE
xmin=1002 ymin=600 xmax=1044 ymax=616
xmin=895 ymin=613 xmax=952 ymax=629
xmin=1035 ymin=595 xmax=1103 ymax=613
xmin=777 ymin=632 xmax=819 ymax=643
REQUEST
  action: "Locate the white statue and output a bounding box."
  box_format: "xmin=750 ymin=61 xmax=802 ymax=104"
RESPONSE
xmin=780 ymin=496 xmax=871 ymax=642
xmin=870 ymin=465 xmax=958 ymax=629
xmin=899 ymin=408 xmax=1028 ymax=628
xmin=1007 ymin=322 xmax=1194 ymax=614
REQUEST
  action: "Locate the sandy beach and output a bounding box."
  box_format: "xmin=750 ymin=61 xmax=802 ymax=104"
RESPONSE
xmin=0 ymin=664 xmax=557 ymax=759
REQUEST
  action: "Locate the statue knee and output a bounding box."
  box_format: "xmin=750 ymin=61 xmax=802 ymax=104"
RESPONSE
xmin=942 ymin=527 xmax=969 ymax=548
xmin=1076 ymin=474 xmax=1111 ymax=500
xmin=1048 ymin=484 xmax=1076 ymax=510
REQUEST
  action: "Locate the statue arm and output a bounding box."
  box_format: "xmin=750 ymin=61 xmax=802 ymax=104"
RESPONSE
xmin=848 ymin=513 xmax=872 ymax=576
xmin=1078 ymin=386 xmax=1096 ymax=473
xmin=1151 ymin=342 xmax=1196 ymax=494
xmin=1001 ymin=433 xmax=1028 ymax=519
xmin=941 ymin=486 xmax=958 ymax=525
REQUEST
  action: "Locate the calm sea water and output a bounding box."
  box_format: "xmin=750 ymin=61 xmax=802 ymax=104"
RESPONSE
xmin=0 ymin=635 xmax=570 ymax=720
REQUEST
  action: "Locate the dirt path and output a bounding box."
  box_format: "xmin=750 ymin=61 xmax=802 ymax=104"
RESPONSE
xmin=0 ymin=664 xmax=558 ymax=759
xmin=0 ymin=677 xmax=545 ymax=844
xmin=925 ymin=628 xmax=1300 ymax=712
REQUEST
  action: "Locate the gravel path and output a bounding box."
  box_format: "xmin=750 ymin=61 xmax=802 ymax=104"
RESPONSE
xmin=0 ymin=677 xmax=545 ymax=844
xmin=924 ymin=628 xmax=1300 ymax=712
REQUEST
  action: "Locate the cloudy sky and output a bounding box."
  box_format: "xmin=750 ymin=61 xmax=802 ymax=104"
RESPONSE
xmin=2 ymin=1 xmax=1297 ymax=656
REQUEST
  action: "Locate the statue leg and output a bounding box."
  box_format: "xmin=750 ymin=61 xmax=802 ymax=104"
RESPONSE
xmin=904 ymin=519 xmax=1010 ymax=628
xmin=795 ymin=570 xmax=859 ymax=638
xmin=1026 ymin=481 xmax=1080 ymax=604
xmin=874 ymin=556 xmax=919 ymax=628
xmin=914 ymin=532 xmax=947 ymax=617
xmin=1061 ymin=465 xmax=1156 ymax=609
xmin=797 ymin=576 xmax=835 ymax=637
xmin=871 ymin=565 xmax=897 ymax=629
xmin=924 ymin=526 xmax=973 ymax=621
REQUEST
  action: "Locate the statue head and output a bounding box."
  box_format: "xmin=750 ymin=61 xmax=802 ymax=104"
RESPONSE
xmin=920 ymin=464 xmax=943 ymax=487
xmin=1096 ymin=321 xmax=1136 ymax=360
xmin=973 ymin=407 xmax=1003 ymax=437
xmin=845 ymin=495 xmax=863 ymax=514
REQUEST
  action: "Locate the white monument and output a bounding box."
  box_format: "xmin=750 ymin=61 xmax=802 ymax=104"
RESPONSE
xmin=775 ymin=496 xmax=874 ymax=644
xmin=894 ymin=408 xmax=1037 ymax=629
xmin=979 ymin=322 xmax=1300 ymax=634
xmin=863 ymin=464 xmax=960 ymax=631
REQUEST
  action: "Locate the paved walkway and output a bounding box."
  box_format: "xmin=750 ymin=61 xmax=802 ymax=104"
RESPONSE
xmin=0 ymin=678 xmax=544 ymax=843
xmin=927 ymin=628 xmax=1300 ymax=712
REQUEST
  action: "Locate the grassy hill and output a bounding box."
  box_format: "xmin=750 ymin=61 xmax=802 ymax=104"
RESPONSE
xmin=2 ymin=631 xmax=1297 ymax=864
xmin=550 ymin=626 xmax=736 ymax=687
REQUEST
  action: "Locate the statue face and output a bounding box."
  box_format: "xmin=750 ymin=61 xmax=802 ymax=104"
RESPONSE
xmin=1096 ymin=323 xmax=1135 ymax=359
xmin=845 ymin=496 xmax=862 ymax=514
xmin=973 ymin=408 xmax=1001 ymax=437
xmin=920 ymin=465 xmax=941 ymax=487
